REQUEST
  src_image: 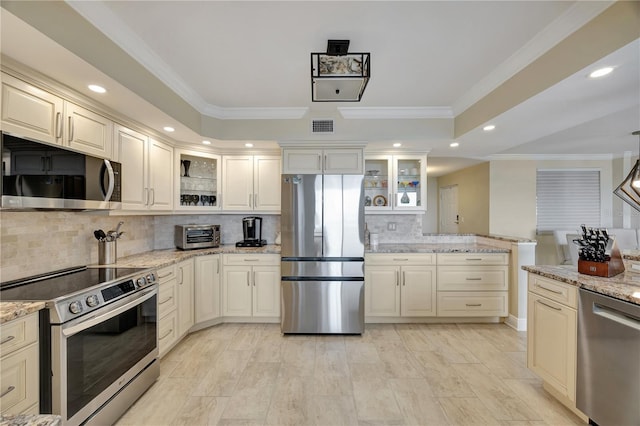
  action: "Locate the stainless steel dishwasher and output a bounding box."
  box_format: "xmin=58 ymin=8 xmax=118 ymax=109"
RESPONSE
xmin=577 ymin=288 xmax=640 ymax=426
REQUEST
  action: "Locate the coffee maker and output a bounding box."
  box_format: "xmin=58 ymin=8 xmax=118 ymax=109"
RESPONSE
xmin=236 ymin=216 xmax=267 ymax=247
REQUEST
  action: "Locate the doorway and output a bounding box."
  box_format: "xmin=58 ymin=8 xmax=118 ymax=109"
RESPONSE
xmin=440 ymin=185 xmax=459 ymax=233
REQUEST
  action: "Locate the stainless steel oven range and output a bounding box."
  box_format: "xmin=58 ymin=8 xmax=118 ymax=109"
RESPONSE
xmin=1 ymin=266 xmax=159 ymax=426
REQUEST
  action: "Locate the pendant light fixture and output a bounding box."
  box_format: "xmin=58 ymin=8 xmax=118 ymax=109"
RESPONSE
xmin=311 ymin=40 xmax=370 ymax=102
xmin=614 ymin=131 xmax=640 ymax=211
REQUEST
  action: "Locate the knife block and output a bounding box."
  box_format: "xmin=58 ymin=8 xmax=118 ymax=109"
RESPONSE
xmin=577 ymin=240 xmax=625 ymax=277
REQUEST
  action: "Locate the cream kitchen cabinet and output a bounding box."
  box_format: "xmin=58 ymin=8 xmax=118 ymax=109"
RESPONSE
xmin=364 ymin=254 xmax=437 ymax=317
xmin=527 ymin=273 xmax=579 ymax=407
xmin=364 ymin=154 xmax=427 ymax=212
xmin=157 ymin=264 xmax=179 ymax=358
xmin=194 ymin=254 xmax=222 ymax=324
xmin=2 ymin=73 xmax=113 ymax=158
xmin=282 ymin=148 xmax=364 ymax=174
xmin=115 ymin=125 xmax=173 ymax=211
xmin=176 ymin=259 xmax=195 ymax=337
xmin=221 ymin=254 xmax=280 ymax=318
xmin=0 ymin=312 xmax=39 ymax=415
xmin=221 ymin=155 xmax=280 ymax=211
xmin=175 ymin=149 xmax=221 ymax=211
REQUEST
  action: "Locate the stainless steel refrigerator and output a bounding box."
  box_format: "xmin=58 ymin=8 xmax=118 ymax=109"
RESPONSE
xmin=280 ymin=174 xmax=365 ymax=334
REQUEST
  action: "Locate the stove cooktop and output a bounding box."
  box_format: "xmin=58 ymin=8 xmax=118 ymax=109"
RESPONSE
xmin=0 ymin=266 xmax=150 ymax=302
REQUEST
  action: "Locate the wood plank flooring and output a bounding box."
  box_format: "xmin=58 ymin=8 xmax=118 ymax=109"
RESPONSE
xmin=115 ymin=323 xmax=584 ymax=426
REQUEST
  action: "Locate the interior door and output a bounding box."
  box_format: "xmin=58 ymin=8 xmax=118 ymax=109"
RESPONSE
xmin=440 ymin=184 xmax=459 ymax=233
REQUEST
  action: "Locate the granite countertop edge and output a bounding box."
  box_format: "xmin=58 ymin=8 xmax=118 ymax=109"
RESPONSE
xmin=0 ymin=414 xmax=62 ymax=426
xmin=366 ymin=243 xmax=510 ymax=254
xmin=523 ymin=265 xmax=640 ymax=306
xmin=0 ymin=301 xmax=46 ymax=325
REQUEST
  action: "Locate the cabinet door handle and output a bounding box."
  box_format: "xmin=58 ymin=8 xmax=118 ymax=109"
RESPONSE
xmin=41 ymin=156 xmax=46 ymax=172
xmin=254 ymin=194 xmax=258 ymax=207
xmin=466 ymin=303 xmax=482 ymax=307
xmin=55 ymin=112 xmax=63 ymax=138
xmin=249 ymin=193 xmax=252 ymax=208
xmin=0 ymin=386 xmax=15 ymax=398
xmin=465 ymin=277 xmax=482 ymax=281
xmin=324 ymin=155 xmax=327 ymax=171
xmin=144 ymin=188 xmax=149 ymax=206
xmin=178 ymin=267 xmax=183 ymax=285
xmin=159 ymin=329 xmax=173 ymax=340
xmin=0 ymin=335 xmax=15 ymax=345
xmin=402 ymin=271 xmax=405 ymax=286
xmin=247 ymin=271 xmax=250 ymax=286
xmin=396 ymin=270 xmax=400 ymax=286
xmin=253 ymin=270 xmax=256 ymax=286
xmin=535 ymin=284 xmax=563 ymax=295
xmin=150 ymin=188 xmax=155 ymax=206
xmin=244 ymin=259 xmax=259 ymax=262
xmin=159 ymin=296 xmax=173 ymax=305
xmin=317 ymin=154 xmax=322 ymax=171
xmin=216 ymin=258 xmax=220 ymax=274
xmin=158 ymin=272 xmax=172 ymax=279
xmin=537 ymin=300 xmax=561 ymax=311
xmin=68 ymin=116 xmax=74 ymax=142
xmin=393 ymin=258 xmax=409 ymax=262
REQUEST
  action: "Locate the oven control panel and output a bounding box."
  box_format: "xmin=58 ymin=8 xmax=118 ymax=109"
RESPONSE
xmin=57 ymin=270 xmax=158 ymax=323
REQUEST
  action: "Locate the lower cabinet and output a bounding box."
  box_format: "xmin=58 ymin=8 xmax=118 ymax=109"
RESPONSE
xmin=0 ymin=312 xmax=39 ymax=415
xmin=176 ymin=259 xmax=195 ymax=336
xmin=194 ymin=254 xmax=222 ymax=324
xmin=527 ymin=273 xmax=579 ymax=409
xmin=221 ymin=254 xmax=280 ymax=318
xmin=157 ymin=264 xmax=179 ymax=358
xmin=436 ymin=253 xmax=508 ymax=317
xmin=364 ymin=254 xmax=436 ymax=317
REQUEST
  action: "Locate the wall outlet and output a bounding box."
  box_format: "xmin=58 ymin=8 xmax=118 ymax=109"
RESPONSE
xmin=387 ymin=222 xmax=396 ymax=231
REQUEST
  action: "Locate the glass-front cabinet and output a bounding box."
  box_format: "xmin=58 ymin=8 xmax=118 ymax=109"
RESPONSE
xmin=174 ymin=149 xmax=221 ymax=211
xmin=364 ymin=154 xmax=427 ymax=212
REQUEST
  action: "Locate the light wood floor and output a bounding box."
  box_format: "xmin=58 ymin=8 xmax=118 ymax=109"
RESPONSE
xmin=115 ymin=323 xmax=584 ymax=426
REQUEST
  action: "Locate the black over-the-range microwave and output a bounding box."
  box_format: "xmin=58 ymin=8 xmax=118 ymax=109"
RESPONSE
xmin=0 ymin=131 xmax=122 ymax=210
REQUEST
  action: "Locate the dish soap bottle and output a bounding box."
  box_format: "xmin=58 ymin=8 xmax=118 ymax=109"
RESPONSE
xmin=364 ymin=222 xmax=371 ymax=248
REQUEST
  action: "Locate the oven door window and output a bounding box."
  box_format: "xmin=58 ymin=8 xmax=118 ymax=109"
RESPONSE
xmin=65 ymin=294 xmax=157 ymax=419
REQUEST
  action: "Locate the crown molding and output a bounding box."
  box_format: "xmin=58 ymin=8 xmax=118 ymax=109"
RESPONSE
xmin=452 ymin=1 xmax=616 ymax=116
xmin=489 ymin=153 xmax=614 ymax=161
xmin=338 ymin=106 xmax=453 ymax=120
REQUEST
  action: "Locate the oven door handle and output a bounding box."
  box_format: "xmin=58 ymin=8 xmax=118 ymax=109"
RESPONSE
xmin=62 ymin=287 xmax=157 ymax=337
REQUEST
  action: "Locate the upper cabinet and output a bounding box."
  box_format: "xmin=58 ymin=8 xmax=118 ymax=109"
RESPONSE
xmin=282 ymin=148 xmax=363 ymax=174
xmin=364 ymin=153 xmax=427 ymax=212
xmin=222 ymin=155 xmax=280 ymax=212
xmin=175 ymin=149 xmax=221 ymax=211
xmin=114 ymin=125 xmax=173 ymax=211
xmin=1 ymin=73 xmax=113 ymax=159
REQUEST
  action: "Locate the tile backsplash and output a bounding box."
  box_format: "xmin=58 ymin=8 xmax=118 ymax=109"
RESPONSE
xmin=0 ymin=211 xmax=280 ymax=282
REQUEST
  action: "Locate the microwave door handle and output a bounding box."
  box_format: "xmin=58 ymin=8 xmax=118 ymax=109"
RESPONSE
xmin=101 ymin=160 xmax=115 ymax=201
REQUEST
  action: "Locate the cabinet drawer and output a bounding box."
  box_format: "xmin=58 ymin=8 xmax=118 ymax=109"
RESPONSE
xmin=222 ymin=254 xmax=280 ymax=266
xmin=0 ymin=313 xmax=38 ymax=358
xmin=158 ymin=277 xmax=178 ymax=318
xmin=437 ymin=292 xmax=508 ymax=317
xmin=437 ymin=253 xmax=509 ymax=265
xmin=365 ymin=253 xmax=436 ymax=265
xmin=156 ymin=264 xmax=177 ymax=282
xmin=0 ymin=343 xmax=38 ymax=414
xmin=158 ymin=310 xmax=178 ymax=358
xmin=437 ymin=266 xmax=508 ymax=291
xmin=528 ymin=274 xmax=577 ymax=309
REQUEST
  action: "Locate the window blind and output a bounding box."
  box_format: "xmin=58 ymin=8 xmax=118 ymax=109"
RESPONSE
xmin=536 ymin=169 xmax=601 ymax=232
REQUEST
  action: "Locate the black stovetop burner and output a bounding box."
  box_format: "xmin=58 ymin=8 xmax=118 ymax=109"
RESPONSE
xmin=0 ymin=266 xmax=149 ymax=301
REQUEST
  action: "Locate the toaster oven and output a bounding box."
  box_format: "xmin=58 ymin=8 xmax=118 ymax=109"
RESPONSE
xmin=175 ymin=224 xmax=220 ymax=250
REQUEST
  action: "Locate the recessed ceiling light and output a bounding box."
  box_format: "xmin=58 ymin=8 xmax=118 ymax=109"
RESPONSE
xmin=393 ymin=143 xmax=402 ymax=147
xmin=589 ymin=67 xmax=613 ymax=78
xmin=163 ymin=126 xmax=175 ymax=132
xmin=202 ymin=140 xmax=211 ymax=145
xmin=88 ymin=84 xmax=106 ymax=93
xmin=483 ymin=125 xmax=495 ymax=131
xmin=450 ymin=142 xmax=459 ymax=148
xmin=245 ymin=143 xmax=254 ymax=148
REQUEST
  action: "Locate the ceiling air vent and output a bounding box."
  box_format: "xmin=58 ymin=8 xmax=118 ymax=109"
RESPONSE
xmin=311 ymin=119 xmax=334 ymax=134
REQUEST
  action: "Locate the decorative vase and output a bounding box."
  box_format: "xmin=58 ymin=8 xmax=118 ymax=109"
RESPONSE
xmin=182 ymin=160 xmax=191 ymax=177
xmin=401 ymin=187 xmax=410 ymax=204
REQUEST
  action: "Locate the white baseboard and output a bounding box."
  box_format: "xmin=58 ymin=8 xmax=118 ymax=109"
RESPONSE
xmin=505 ymin=314 xmax=527 ymax=331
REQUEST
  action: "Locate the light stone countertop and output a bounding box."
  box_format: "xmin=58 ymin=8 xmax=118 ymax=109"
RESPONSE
xmin=367 ymin=243 xmax=510 ymax=254
xmin=109 ymin=244 xmax=282 ymax=269
xmin=523 ymin=265 xmax=640 ymax=306
xmin=0 ymin=414 xmax=62 ymax=426
xmin=0 ymin=301 xmax=45 ymax=324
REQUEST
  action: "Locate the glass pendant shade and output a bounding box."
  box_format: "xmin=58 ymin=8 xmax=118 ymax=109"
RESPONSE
xmin=614 ymin=130 xmax=640 ymax=212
